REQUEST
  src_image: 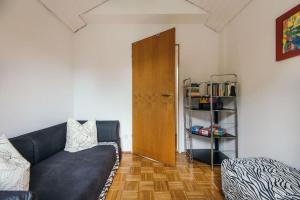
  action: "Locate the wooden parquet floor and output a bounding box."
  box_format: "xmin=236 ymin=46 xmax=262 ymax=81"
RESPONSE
xmin=106 ymin=153 xmax=224 ymax=200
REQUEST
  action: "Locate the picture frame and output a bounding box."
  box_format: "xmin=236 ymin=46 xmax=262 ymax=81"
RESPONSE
xmin=276 ymin=4 xmax=300 ymax=61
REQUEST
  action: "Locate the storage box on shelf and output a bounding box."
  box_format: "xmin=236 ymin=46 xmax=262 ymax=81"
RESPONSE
xmin=183 ymin=74 xmax=238 ymax=169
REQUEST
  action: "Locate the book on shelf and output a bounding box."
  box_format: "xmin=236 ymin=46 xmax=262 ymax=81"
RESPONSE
xmin=207 ymin=82 xmax=236 ymax=97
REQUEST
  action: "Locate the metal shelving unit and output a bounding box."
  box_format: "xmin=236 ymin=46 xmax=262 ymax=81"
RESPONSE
xmin=183 ymin=74 xmax=238 ymax=169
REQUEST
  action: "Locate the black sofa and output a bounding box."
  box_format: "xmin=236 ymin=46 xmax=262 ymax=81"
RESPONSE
xmin=0 ymin=120 xmax=121 ymax=200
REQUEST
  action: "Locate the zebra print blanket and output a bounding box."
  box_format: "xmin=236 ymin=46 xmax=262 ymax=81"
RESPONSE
xmin=221 ymin=158 xmax=300 ymax=200
xmin=98 ymin=142 xmax=120 ymax=200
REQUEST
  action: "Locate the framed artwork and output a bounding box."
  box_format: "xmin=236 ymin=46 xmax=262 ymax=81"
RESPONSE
xmin=276 ymin=4 xmax=300 ymax=61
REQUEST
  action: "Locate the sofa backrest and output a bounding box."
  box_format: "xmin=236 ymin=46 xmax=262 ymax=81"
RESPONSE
xmin=30 ymin=123 xmax=67 ymax=164
xmin=78 ymin=121 xmax=120 ymax=143
xmin=9 ymin=121 xmax=120 ymax=165
xmin=9 ymin=123 xmax=67 ymax=165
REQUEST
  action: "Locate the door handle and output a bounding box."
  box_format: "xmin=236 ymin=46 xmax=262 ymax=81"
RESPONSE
xmin=161 ymin=93 xmax=173 ymax=97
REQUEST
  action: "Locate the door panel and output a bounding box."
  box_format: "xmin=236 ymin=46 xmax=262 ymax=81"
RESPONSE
xmin=132 ymin=28 xmax=176 ymax=166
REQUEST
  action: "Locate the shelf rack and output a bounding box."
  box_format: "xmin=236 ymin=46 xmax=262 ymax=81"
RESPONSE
xmin=183 ymin=74 xmax=238 ymax=169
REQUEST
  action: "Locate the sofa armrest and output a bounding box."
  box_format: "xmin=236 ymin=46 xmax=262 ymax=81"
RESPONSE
xmin=0 ymin=191 xmax=38 ymax=200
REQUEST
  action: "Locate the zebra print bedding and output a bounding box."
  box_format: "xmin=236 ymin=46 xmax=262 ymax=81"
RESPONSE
xmin=98 ymin=142 xmax=120 ymax=200
xmin=221 ymin=158 xmax=300 ymax=200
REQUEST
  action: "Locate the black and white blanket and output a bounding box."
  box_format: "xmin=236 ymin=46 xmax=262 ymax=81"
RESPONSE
xmin=98 ymin=142 xmax=120 ymax=200
xmin=221 ymin=158 xmax=300 ymax=200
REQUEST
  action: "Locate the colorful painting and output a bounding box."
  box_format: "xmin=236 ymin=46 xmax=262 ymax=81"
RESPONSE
xmin=282 ymin=11 xmax=300 ymax=53
xmin=276 ymin=4 xmax=300 ymax=61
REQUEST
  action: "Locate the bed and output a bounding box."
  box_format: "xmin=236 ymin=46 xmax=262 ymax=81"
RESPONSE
xmin=221 ymin=157 xmax=300 ymax=200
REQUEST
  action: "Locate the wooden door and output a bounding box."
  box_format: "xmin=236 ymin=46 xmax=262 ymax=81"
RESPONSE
xmin=132 ymin=28 xmax=176 ymax=166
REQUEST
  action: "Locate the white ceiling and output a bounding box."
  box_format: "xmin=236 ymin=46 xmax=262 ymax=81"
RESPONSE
xmin=89 ymin=0 xmax=204 ymax=14
xmin=188 ymin=0 xmax=252 ymax=31
xmin=39 ymin=0 xmax=252 ymax=33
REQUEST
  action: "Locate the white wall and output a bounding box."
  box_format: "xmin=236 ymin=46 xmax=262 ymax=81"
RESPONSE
xmin=4 ymin=0 xmax=298 ymax=169
xmin=0 ymin=0 xmax=73 ymax=137
xmin=73 ymin=24 xmax=220 ymax=151
xmin=221 ymin=0 xmax=300 ymax=168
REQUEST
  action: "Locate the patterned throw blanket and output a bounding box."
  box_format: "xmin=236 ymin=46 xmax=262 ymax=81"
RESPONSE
xmin=98 ymin=142 xmax=120 ymax=200
xmin=221 ymin=158 xmax=300 ymax=200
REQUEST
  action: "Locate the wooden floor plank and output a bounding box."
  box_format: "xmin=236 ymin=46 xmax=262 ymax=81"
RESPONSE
xmin=106 ymin=153 xmax=224 ymax=200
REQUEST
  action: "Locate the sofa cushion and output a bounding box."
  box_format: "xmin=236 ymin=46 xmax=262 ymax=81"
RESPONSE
xmin=0 ymin=135 xmax=31 ymax=191
xmin=97 ymin=121 xmax=119 ymax=142
xmin=65 ymin=119 xmax=98 ymax=152
xmin=30 ymin=145 xmax=117 ymax=200
xmin=30 ymin=123 xmax=66 ymax=163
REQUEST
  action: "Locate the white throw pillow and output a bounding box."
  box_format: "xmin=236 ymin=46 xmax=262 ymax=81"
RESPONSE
xmin=0 ymin=134 xmax=30 ymax=191
xmin=65 ymin=119 xmax=98 ymax=152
